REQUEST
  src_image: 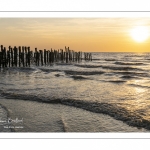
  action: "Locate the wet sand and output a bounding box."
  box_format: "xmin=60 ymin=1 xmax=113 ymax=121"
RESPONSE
xmin=0 ymin=97 xmax=147 ymax=132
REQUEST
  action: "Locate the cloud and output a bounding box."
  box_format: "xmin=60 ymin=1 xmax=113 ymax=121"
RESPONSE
xmin=1 ymin=18 xmax=150 ymax=38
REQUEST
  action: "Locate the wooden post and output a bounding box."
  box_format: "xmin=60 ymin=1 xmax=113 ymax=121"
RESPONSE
xmin=37 ymin=51 xmax=40 ymax=66
xmin=19 ymin=46 xmax=21 ymax=67
xmin=0 ymin=45 xmax=86 ymax=67
xmin=0 ymin=45 xmax=2 ymax=68
xmin=46 ymin=50 xmax=49 ymax=65
xmin=90 ymin=53 xmax=92 ymax=61
xmin=25 ymin=47 xmax=27 ymax=67
xmin=10 ymin=47 xmax=13 ymax=67
xmin=68 ymin=50 xmax=70 ymax=62
xmin=52 ymin=50 xmax=54 ymax=63
xmin=56 ymin=50 xmax=59 ymax=62
xmin=49 ymin=50 xmax=51 ymax=64
xmin=0 ymin=51 xmax=1 ymax=68
xmin=27 ymin=47 xmax=30 ymax=67
xmin=22 ymin=46 xmax=25 ymax=67
xmin=3 ymin=47 xmax=7 ymax=67
xmin=64 ymin=52 xmax=66 ymax=62
xmin=61 ymin=49 xmax=63 ymax=62
xmin=40 ymin=50 xmax=43 ymax=66
xmin=35 ymin=48 xmax=37 ymax=66
xmin=81 ymin=51 xmax=82 ymax=61
xmin=1 ymin=45 xmax=4 ymax=68
xmin=51 ymin=49 xmax=54 ymax=63
xmin=44 ymin=49 xmax=46 ymax=65
xmin=30 ymin=51 xmax=33 ymax=64
xmin=13 ymin=46 xmax=18 ymax=67
xmin=7 ymin=46 xmax=11 ymax=67
xmin=54 ymin=50 xmax=56 ymax=62
xmin=50 ymin=49 xmax=52 ymax=63
xmin=72 ymin=50 xmax=74 ymax=61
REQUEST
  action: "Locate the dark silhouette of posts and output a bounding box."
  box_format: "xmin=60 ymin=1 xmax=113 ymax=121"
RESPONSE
xmin=35 ymin=48 xmax=38 ymax=66
xmin=1 ymin=45 xmax=4 ymax=68
xmin=49 ymin=50 xmax=51 ymax=63
xmin=14 ymin=46 xmax=18 ymax=67
xmin=0 ymin=51 xmax=1 ymax=68
xmin=27 ymin=47 xmax=30 ymax=67
xmin=22 ymin=46 xmax=25 ymax=67
xmin=25 ymin=47 xmax=28 ymax=67
xmin=7 ymin=46 xmax=11 ymax=67
xmin=10 ymin=47 xmax=14 ymax=67
xmin=46 ymin=51 xmax=49 ymax=64
xmin=0 ymin=52 xmax=1 ymax=68
xmin=0 ymin=45 xmax=3 ymax=68
xmin=39 ymin=50 xmax=43 ymax=66
xmin=44 ymin=49 xmax=46 ymax=65
xmin=3 ymin=47 xmax=7 ymax=67
xmin=36 ymin=51 xmax=39 ymax=66
xmin=60 ymin=49 xmax=63 ymax=62
xmin=0 ymin=44 xmax=92 ymax=68
xmin=51 ymin=49 xmax=54 ymax=63
xmin=19 ymin=46 xmax=21 ymax=67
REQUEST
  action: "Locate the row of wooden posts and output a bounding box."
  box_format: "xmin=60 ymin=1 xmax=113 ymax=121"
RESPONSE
xmin=0 ymin=45 xmax=92 ymax=68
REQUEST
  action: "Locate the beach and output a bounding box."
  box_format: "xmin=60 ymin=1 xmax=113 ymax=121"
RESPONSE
xmin=0 ymin=98 xmax=147 ymax=132
xmin=0 ymin=52 xmax=150 ymax=132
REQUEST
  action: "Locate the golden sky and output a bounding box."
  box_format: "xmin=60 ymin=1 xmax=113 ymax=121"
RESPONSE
xmin=0 ymin=18 xmax=150 ymax=52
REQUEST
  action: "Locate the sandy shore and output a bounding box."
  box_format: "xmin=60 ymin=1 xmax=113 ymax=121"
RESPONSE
xmin=0 ymin=97 xmax=147 ymax=132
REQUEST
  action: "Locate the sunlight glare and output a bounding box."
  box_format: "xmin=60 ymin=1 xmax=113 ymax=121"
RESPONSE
xmin=130 ymin=26 xmax=149 ymax=43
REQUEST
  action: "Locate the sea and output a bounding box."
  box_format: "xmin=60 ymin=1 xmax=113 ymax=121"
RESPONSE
xmin=0 ymin=52 xmax=150 ymax=132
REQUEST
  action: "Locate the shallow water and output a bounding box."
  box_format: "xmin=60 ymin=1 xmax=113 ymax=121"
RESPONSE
xmin=1 ymin=52 xmax=150 ymax=132
xmin=0 ymin=98 xmax=147 ymax=132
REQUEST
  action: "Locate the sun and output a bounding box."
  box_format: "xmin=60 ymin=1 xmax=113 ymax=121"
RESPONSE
xmin=130 ymin=26 xmax=149 ymax=43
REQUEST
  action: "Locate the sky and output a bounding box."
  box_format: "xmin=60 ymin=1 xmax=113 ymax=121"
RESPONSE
xmin=0 ymin=18 xmax=150 ymax=52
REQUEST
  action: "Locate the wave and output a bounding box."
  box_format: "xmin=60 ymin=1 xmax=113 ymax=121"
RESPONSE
xmin=0 ymin=88 xmax=43 ymax=92
xmin=75 ymin=64 xmax=143 ymax=71
xmin=55 ymin=74 xmax=64 ymax=77
xmin=91 ymin=58 xmax=101 ymax=60
xmin=0 ymin=91 xmax=150 ymax=130
xmin=105 ymin=59 xmax=117 ymax=61
xmin=39 ymin=68 xmax=61 ymax=73
xmin=99 ymin=79 xmax=126 ymax=83
xmin=13 ymin=67 xmax=105 ymax=76
xmin=0 ymin=83 xmax=14 ymax=86
xmin=114 ymin=71 xmax=149 ymax=77
xmin=70 ymin=75 xmax=88 ymax=80
xmin=128 ymin=84 xmax=150 ymax=89
xmin=2 ymin=67 xmax=62 ymax=74
xmin=120 ymin=75 xmax=139 ymax=79
xmin=38 ymin=68 xmax=105 ymax=75
xmin=64 ymin=70 xmax=105 ymax=75
xmin=101 ymin=66 xmax=143 ymax=71
xmin=7 ymin=67 xmax=37 ymax=72
xmin=114 ymin=62 xmax=144 ymax=65
xmin=74 ymin=64 xmax=101 ymax=68
xmin=124 ymin=55 xmax=145 ymax=57
xmin=56 ymin=63 xmax=73 ymax=66
xmin=105 ymin=80 xmax=126 ymax=83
